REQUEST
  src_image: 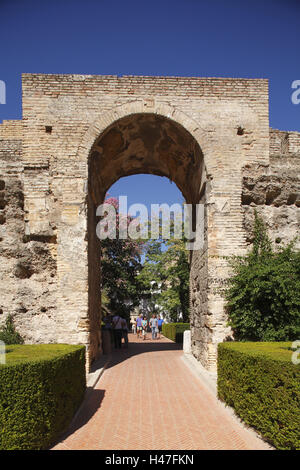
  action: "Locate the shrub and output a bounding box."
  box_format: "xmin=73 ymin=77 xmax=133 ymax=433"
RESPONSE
xmin=162 ymin=323 xmax=190 ymax=343
xmin=0 ymin=314 xmax=24 ymax=344
xmin=217 ymin=342 xmax=300 ymax=450
xmin=0 ymin=344 xmax=86 ymax=450
xmin=225 ymin=212 xmax=300 ymax=341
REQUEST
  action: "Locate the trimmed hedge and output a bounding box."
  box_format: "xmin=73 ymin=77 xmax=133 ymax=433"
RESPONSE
xmin=0 ymin=344 xmax=86 ymax=450
xmin=162 ymin=323 xmax=190 ymax=343
xmin=217 ymin=342 xmax=300 ymax=450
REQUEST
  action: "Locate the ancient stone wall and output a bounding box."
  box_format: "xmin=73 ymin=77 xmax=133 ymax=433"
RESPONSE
xmin=1 ymin=74 xmax=298 ymax=372
xmin=0 ymin=74 xmax=270 ymax=370
xmin=0 ymin=123 xmax=24 ymax=322
xmin=0 ymin=120 xmax=58 ymax=341
xmin=242 ymin=129 xmax=300 ymax=249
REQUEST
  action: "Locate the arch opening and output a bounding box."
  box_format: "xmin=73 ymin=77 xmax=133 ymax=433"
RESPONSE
xmin=86 ymin=113 xmax=208 ymax=367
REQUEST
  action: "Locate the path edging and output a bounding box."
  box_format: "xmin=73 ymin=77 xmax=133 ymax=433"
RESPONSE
xmin=181 ymin=352 xmax=273 ymax=449
xmin=71 ymin=355 xmax=111 ymax=425
xmin=181 ymin=352 xmax=217 ymax=395
xmin=87 ymin=354 xmax=111 ymax=388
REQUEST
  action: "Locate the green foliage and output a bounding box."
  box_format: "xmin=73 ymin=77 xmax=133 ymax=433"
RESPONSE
xmin=0 ymin=314 xmax=24 ymax=345
xmin=101 ymin=197 xmax=145 ymax=322
xmin=101 ymin=239 xmax=143 ymax=321
xmin=0 ymin=344 xmax=86 ymax=450
xmin=160 ymin=239 xmax=190 ymax=322
xmin=101 ymin=199 xmax=190 ymax=322
xmin=162 ymin=323 xmax=190 ymax=343
xmin=217 ymin=342 xmax=300 ymax=450
xmin=139 ymin=232 xmax=190 ymax=322
xmin=225 ymin=212 xmax=300 ymax=341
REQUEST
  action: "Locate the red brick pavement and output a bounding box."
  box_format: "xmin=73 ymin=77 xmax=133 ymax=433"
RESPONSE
xmin=52 ymin=334 xmax=270 ymax=450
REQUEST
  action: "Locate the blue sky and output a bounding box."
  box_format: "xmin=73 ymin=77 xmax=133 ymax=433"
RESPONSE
xmin=0 ymin=0 xmax=299 ymax=206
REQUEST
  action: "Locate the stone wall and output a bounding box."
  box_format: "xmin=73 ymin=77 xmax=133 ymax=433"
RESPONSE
xmin=0 ymin=74 xmax=298 ymax=372
xmin=0 ymin=120 xmax=58 ymax=342
xmin=242 ymin=129 xmax=300 ymax=249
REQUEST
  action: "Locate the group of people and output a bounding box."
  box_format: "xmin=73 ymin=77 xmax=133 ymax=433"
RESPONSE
xmin=102 ymin=313 xmax=129 ymax=349
xmin=102 ymin=312 xmax=165 ymax=349
xmin=132 ymin=314 xmax=164 ymax=340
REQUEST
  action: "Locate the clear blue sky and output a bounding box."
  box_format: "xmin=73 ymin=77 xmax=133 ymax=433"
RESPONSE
xmin=0 ymin=0 xmax=299 ymax=205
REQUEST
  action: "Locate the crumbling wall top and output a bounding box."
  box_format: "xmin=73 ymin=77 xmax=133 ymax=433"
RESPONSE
xmin=270 ymin=128 xmax=300 ymax=157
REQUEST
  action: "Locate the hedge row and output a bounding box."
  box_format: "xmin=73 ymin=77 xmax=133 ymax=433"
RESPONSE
xmin=217 ymin=342 xmax=300 ymax=450
xmin=0 ymin=344 xmax=86 ymax=450
xmin=162 ymin=323 xmax=190 ymax=343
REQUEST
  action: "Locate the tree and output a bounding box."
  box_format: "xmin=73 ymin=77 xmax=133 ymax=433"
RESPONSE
xmin=159 ymin=238 xmax=190 ymax=322
xmin=101 ymin=199 xmax=190 ymax=323
xmin=225 ymin=212 xmax=300 ymax=341
xmin=138 ymin=224 xmax=190 ymax=323
xmin=0 ymin=314 xmax=24 ymax=345
xmin=100 ymin=197 xmax=145 ymax=322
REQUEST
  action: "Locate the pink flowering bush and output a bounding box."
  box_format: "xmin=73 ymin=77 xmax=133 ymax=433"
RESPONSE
xmin=100 ymin=196 xmax=146 ymax=320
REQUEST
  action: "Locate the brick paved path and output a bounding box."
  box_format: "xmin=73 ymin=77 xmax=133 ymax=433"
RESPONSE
xmin=52 ymin=334 xmax=270 ymax=450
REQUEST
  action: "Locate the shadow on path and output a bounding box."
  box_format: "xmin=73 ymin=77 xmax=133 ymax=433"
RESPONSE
xmin=52 ymin=335 xmax=181 ymax=449
xmin=52 ymin=388 xmax=106 ymax=447
xmin=106 ymin=334 xmax=182 ymax=370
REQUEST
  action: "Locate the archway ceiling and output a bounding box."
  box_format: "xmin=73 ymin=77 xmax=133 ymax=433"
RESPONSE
xmin=89 ymin=113 xmax=204 ymax=204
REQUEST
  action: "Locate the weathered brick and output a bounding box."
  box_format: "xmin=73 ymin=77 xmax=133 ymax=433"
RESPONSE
xmin=0 ymin=74 xmax=299 ymax=372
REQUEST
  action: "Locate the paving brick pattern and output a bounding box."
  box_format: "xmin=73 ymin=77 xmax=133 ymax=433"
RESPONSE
xmin=52 ymin=334 xmax=270 ymax=450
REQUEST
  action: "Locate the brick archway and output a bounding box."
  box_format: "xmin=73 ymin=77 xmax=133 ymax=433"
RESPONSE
xmin=77 ymin=101 xmax=211 ymax=168
xmin=86 ymin=111 xmax=209 ymax=367
xmin=1 ymin=74 xmax=279 ymax=373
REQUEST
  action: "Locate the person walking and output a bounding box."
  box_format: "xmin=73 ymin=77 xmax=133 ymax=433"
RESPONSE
xmin=102 ymin=313 xmax=114 ymax=353
xmin=132 ymin=318 xmax=136 ymax=335
xmin=142 ymin=316 xmax=148 ymax=340
xmin=112 ymin=313 xmax=123 ymax=349
xmin=149 ymin=314 xmax=158 ymax=340
xmin=136 ymin=314 xmax=143 ymax=339
xmin=121 ymin=317 xmax=129 ymax=349
xmin=157 ymin=316 xmax=164 ymax=339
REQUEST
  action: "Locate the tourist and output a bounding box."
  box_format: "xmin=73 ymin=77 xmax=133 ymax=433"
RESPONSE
xmin=103 ymin=313 xmax=112 ymax=329
xmin=121 ymin=317 xmax=129 ymax=349
xmin=132 ymin=318 xmax=136 ymax=335
xmin=157 ymin=316 xmax=164 ymax=339
xmin=136 ymin=314 xmax=143 ymax=339
xmin=149 ymin=314 xmax=158 ymax=340
xmin=112 ymin=313 xmax=123 ymax=349
xmin=102 ymin=313 xmax=113 ymax=344
xmin=142 ymin=316 xmax=148 ymax=340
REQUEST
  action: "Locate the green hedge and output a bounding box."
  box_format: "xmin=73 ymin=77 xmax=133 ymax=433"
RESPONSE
xmin=217 ymin=342 xmax=300 ymax=450
xmin=162 ymin=323 xmax=190 ymax=343
xmin=0 ymin=344 xmax=86 ymax=450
